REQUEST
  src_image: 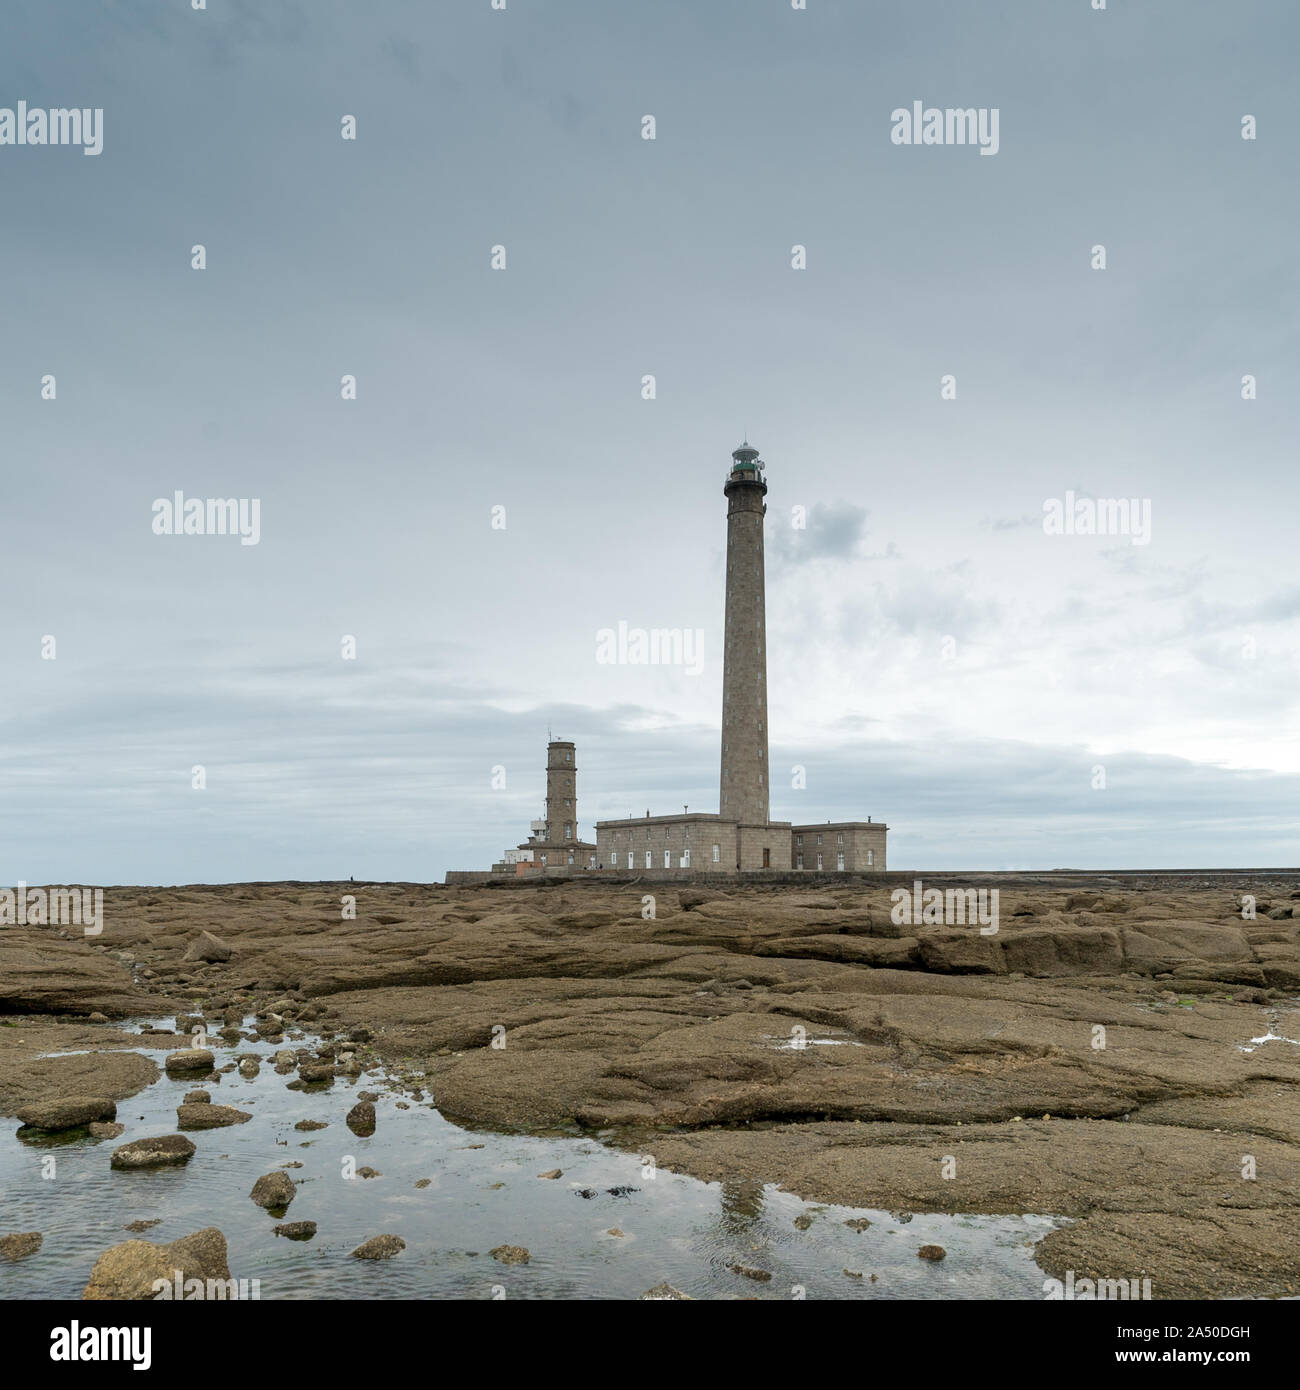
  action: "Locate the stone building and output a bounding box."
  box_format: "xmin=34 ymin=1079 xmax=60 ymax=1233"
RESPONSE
xmin=453 ymin=441 xmax=889 ymax=882
xmin=791 ymin=821 xmax=887 ymax=872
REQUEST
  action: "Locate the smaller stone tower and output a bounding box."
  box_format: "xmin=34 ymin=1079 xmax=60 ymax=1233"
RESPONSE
xmin=544 ymin=740 xmax=578 ymax=845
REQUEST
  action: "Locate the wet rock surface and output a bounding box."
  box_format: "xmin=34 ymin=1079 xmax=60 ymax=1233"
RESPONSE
xmin=177 ymin=1103 xmax=251 ymax=1130
xmin=0 ymin=1232 xmax=43 ymax=1260
xmin=250 ymin=1171 xmax=295 ymax=1210
xmin=3 ymin=873 xmax=1300 ymax=1297
xmin=15 ymin=1096 xmax=117 ymax=1132
xmin=109 ymin=1134 xmax=196 ymax=1169
xmin=274 ymin=1221 xmax=317 ymax=1240
xmin=352 ymin=1234 xmax=404 ymax=1259
xmin=82 ymin=1227 xmax=230 ymax=1300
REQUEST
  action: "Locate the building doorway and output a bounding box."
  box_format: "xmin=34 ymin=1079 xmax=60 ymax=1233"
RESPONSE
xmin=762 ymin=847 xmax=770 ymax=868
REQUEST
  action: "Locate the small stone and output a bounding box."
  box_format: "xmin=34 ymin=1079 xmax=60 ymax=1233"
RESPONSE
xmin=537 ymin=1169 xmax=563 ymax=1180
xmin=183 ymin=1090 xmax=211 ymax=1105
xmin=640 ymin=1282 xmax=691 ymax=1299
xmin=250 ymin=1171 xmax=295 ymax=1211
xmin=164 ymin=1049 xmax=214 ymax=1074
xmin=87 ymin=1012 xmax=109 ymax=1024
xmin=88 ymin=1121 xmax=125 ymax=1140
xmin=357 ymin=1166 xmax=381 ymax=1179
xmin=274 ymin=1222 xmax=317 ymax=1241
xmin=177 ymin=1104 xmax=251 ymax=1130
xmin=346 ymin=1101 xmax=376 ymax=1137
xmin=607 ymin=1228 xmax=624 ymax=1238
xmin=183 ymin=930 xmax=232 ymax=964
xmin=729 ymin=1263 xmax=772 ymax=1282
xmin=845 ymin=1218 xmax=872 ymax=1232
xmin=0 ymin=1232 xmax=42 ymax=1260
xmin=294 ymin=1119 xmax=328 ymax=1131
xmin=110 ymin=1135 xmax=196 ymax=1170
xmin=352 ymin=1234 xmax=405 ymax=1260
xmin=414 ymin=1178 xmax=432 ymax=1189
xmin=490 ymin=1244 xmax=530 ymax=1265
xmin=16 ymin=1096 xmax=117 ymax=1132
xmin=357 ymin=1090 xmax=379 ymax=1102
xmin=122 ymin=1220 xmax=161 ymax=1234
xmin=793 ymin=1214 xmax=813 ymax=1231
xmin=918 ymin=1245 xmax=947 ymax=1261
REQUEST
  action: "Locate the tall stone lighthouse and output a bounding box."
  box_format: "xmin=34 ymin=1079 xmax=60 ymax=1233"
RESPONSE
xmin=720 ymin=442 xmax=770 ymax=827
xmin=511 ymin=436 xmax=890 ymax=885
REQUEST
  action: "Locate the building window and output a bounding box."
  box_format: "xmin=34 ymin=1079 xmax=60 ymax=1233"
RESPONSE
xmin=663 ymin=850 xmax=670 ymax=868
xmin=568 ymin=853 xmax=574 ymax=865
xmin=645 ymin=851 xmax=652 ymax=869
xmin=867 ymin=849 xmax=874 ymax=866
xmin=611 ymin=851 xmax=619 ymax=868
xmin=836 ymin=832 xmax=844 ymax=848
xmin=795 ymin=836 xmax=802 ymax=849
xmin=816 ymin=853 xmax=823 ymax=870
xmin=837 ymin=852 xmax=845 ymax=871
xmin=589 ymin=855 xmax=595 ymax=868
xmin=712 ymin=844 xmax=720 ymax=863
xmin=683 ymin=849 xmax=690 ymax=867
xmin=796 ymin=854 xmax=804 ymax=869
xmin=816 ymin=834 xmax=822 ymax=846
xmin=565 ymin=752 xmax=571 ymax=761
xmin=665 ymin=828 xmax=670 ymax=841
xmin=541 ymin=854 xmax=547 ymax=866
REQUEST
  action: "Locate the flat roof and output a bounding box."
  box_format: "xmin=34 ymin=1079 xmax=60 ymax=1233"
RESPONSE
xmin=791 ymin=822 xmax=888 ymax=831
xmin=595 ymin=813 xmax=726 ymax=828
xmin=596 ymin=816 xmax=796 ymax=830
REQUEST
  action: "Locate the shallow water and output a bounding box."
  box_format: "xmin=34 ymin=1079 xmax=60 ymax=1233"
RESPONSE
xmin=1 ymin=1018 xmax=1062 ymax=1299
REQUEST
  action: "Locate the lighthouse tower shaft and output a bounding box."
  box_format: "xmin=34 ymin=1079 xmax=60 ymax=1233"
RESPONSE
xmin=719 ymin=446 xmax=770 ymax=826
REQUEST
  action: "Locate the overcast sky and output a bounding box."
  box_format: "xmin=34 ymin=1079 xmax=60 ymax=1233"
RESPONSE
xmin=2 ymin=0 xmax=1297 ymax=884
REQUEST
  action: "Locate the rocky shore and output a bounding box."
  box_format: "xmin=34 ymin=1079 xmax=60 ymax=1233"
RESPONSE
xmin=3 ymin=872 xmax=1299 ymax=1298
